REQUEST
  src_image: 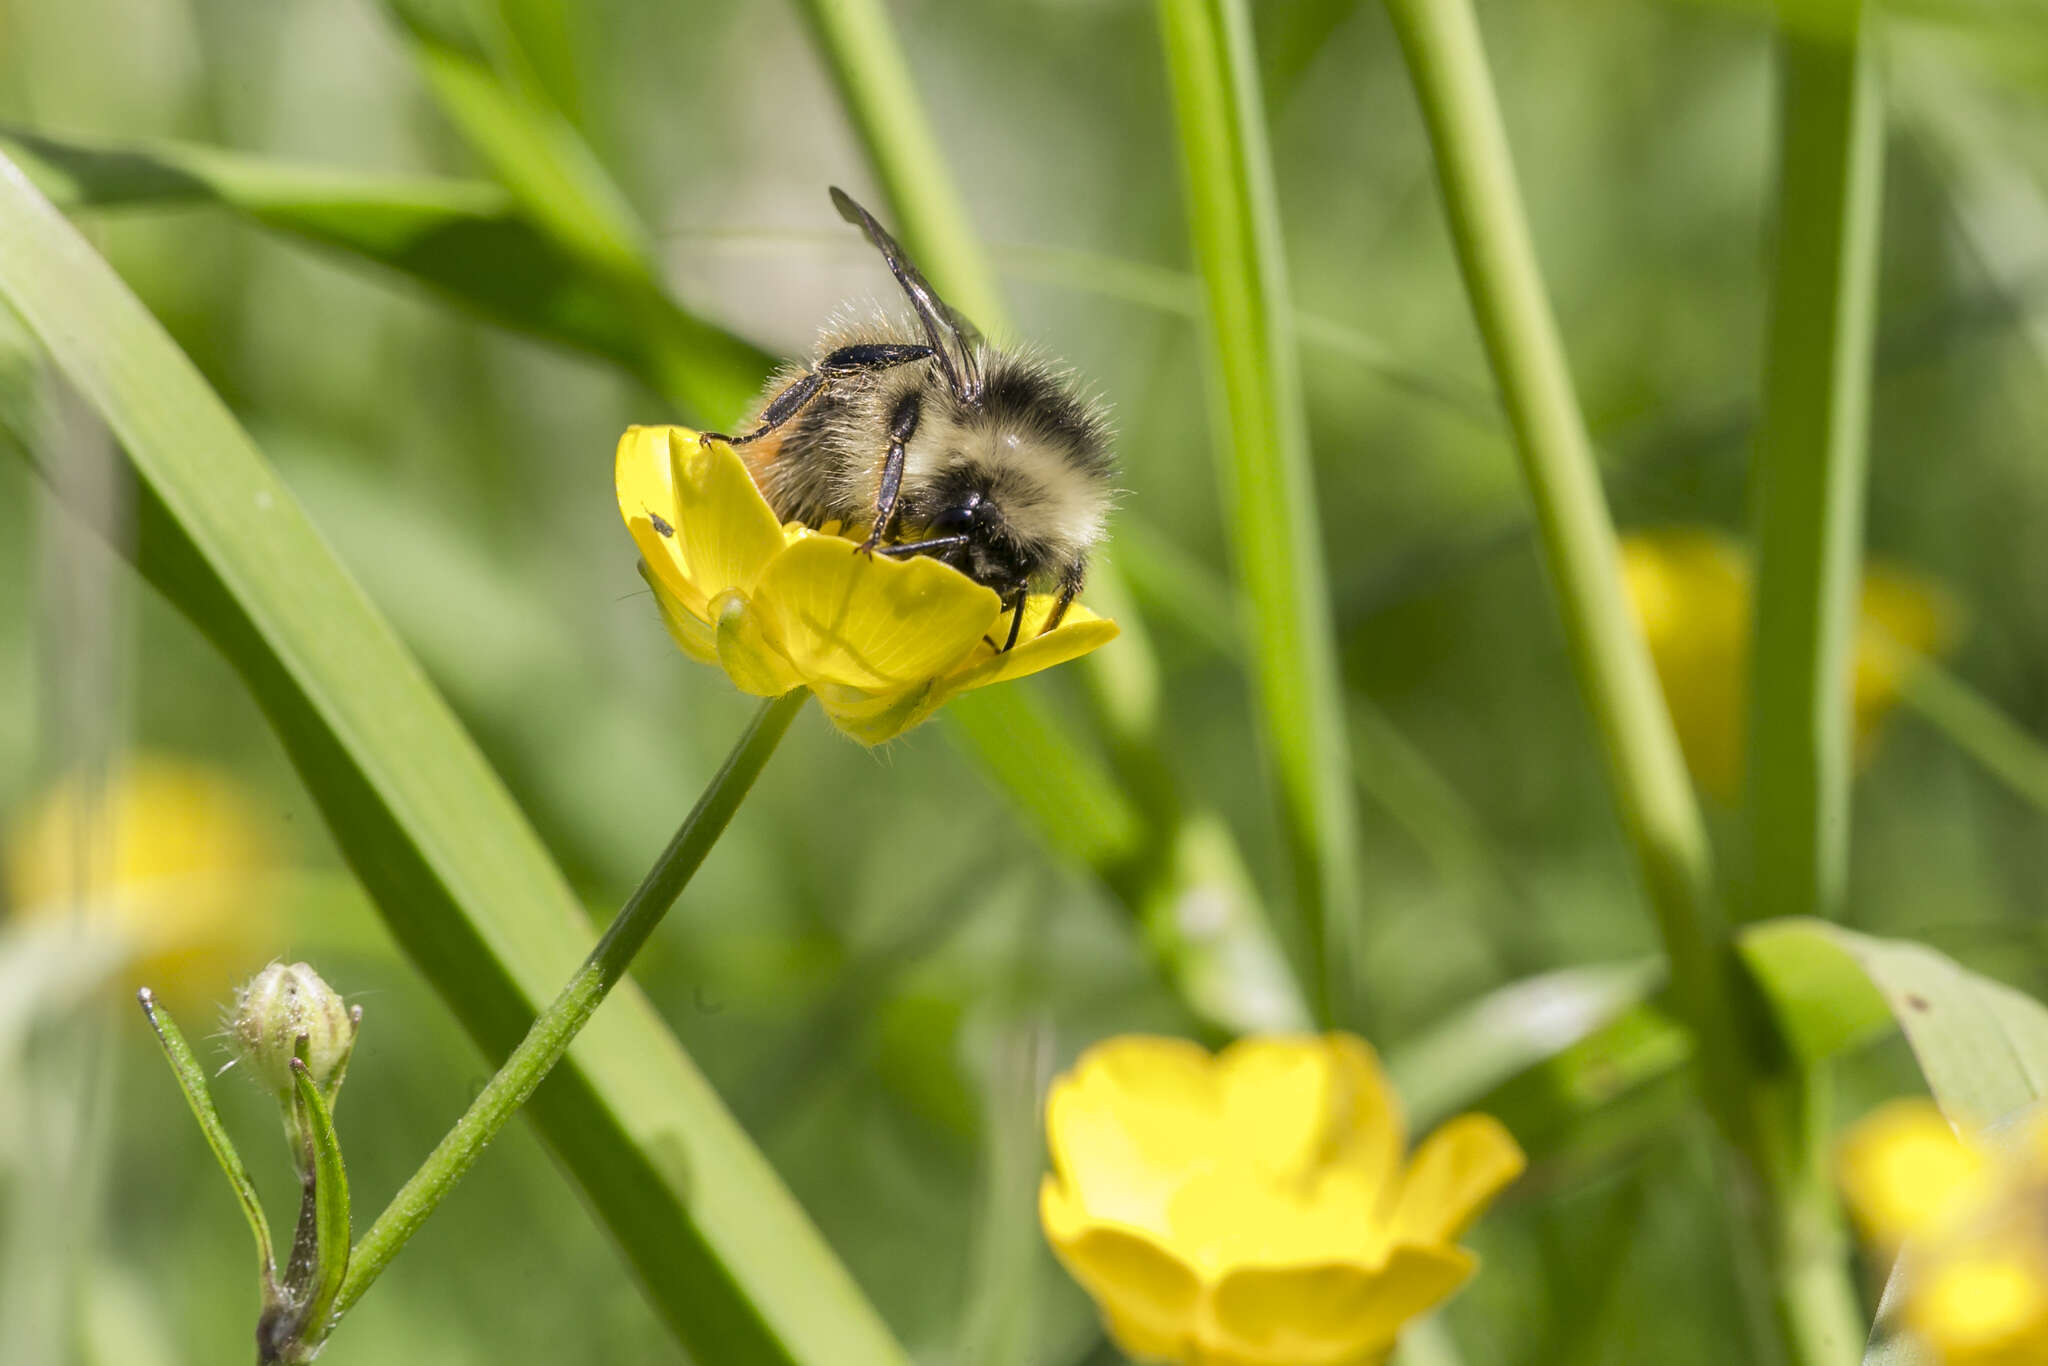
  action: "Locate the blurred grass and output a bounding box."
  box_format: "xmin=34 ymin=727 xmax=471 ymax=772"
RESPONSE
xmin=1157 ymin=0 xmax=1366 ymax=1025
xmin=1739 ymin=10 xmax=1889 ymax=1360
xmin=9 ymin=0 xmax=2048 ymax=1362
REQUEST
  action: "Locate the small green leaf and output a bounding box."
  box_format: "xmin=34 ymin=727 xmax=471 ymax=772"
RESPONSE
xmin=284 ymin=1054 xmax=351 ymax=1359
xmin=136 ymin=989 xmax=276 ymax=1286
xmin=1736 ymin=918 xmax=1894 ymax=1063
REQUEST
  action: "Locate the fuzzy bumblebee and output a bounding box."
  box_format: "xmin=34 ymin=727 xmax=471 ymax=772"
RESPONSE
xmin=703 ymin=188 xmax=1114 ymax=652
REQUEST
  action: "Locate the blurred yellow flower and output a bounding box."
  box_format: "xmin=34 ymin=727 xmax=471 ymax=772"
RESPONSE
xmin=7 ymin=755 xmax=282 ymax=1006
xmin=1838 ymin=1098 xmax=2048 ymax=1365
xmin=617 ymin=425 xmax=1118 ymax=744
xmin=1619 ymin=530 xmax=1956 ymax=800
xmin=1040 ymin=1034 xmax=1524 ymax=1366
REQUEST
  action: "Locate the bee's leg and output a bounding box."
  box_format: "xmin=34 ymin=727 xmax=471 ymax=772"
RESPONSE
xmin=877 ymin=534 xmax=969 ymax=557
xmin=1002 ymin=586 xmax=1029 ymax=652
xmin=856 ymin=391 xmax=924 ymax=556
xmin=702 ymin=344 xmax=934 ymax=447
xmin=700 ymin=370 xmax=825 ymax=447
xmin=1040 ymin=568 xmax=1084 ymax=635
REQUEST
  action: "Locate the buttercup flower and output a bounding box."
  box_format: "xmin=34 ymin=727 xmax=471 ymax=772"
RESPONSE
xmin=617 ymin=425 xmax=1118 ymax=744
xmin=7 ymin=754 xmax=281 ymax=1005
xmin=1838 ymin=1098 xmax=2048 ymax=1365
xmin=1041 ymin=1034 xmax=1525 ymax=1366
xmin=1619 ymin=529 xmax=1956 ymax=800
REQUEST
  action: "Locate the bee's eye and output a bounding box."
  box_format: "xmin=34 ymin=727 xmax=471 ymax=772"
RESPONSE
xmin=932 ymin=491 xmax=986 ymax=537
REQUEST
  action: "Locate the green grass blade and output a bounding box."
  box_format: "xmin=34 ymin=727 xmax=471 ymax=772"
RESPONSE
xmin=0 ymin=151 xmax=907 ymax=1366
xmin=1157 ymin=0 xmax=1365 ymax=1024
xmin=1745 ymin=7 xmax=1886 ymax=926
xmin=0 ymin=126 xmax=772 ymax=423
xmin=135 ymin=990 xmax=276 ymax=1285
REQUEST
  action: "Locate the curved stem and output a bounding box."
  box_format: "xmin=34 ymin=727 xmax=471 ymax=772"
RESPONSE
xmin=333 ymin=688 xmax=809 ymax=1316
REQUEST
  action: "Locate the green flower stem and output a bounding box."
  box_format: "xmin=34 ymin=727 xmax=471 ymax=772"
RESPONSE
xmin=1158 ymin=0 xmax=1366 ymax=1026
xmin=1379 ymin=0 xmax=1804 ymax=1356
xmin=334 ymin=688 xmax=808 ymax=1317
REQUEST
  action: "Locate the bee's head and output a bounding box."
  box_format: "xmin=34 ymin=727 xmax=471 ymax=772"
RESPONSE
xmin=916 ymin=470 xmax=1041 ymax=592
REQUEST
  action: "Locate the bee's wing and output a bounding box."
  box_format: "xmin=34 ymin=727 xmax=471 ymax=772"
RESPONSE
xmin=830 ymin=187 xmax=984 ymax=403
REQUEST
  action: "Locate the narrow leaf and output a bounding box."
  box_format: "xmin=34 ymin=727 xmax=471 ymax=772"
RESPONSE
xmin=1158 ymin=0 xmax=1365 ymax=1022
xmin=1744 ymin=2 xmax=1886 ymax=925
xmin=136 ymin=989 xmax=276 ymax=1283
xmin=0 ymin=125 xmax=771 ymax=424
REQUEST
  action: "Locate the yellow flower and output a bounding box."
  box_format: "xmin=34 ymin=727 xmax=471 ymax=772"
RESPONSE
xmin=1838 ymin=1099 xmax=2048 ymax=1365
xmin=7 ymin=755 xmax=282 ymax=1007
xmin=1619 ymin=529 xmax=1957 ymax=800
xmin=617 ymin=425 xmax=1119 ymax=744
xmin=1040 ymin=1034 xmax=1525 ymax=1366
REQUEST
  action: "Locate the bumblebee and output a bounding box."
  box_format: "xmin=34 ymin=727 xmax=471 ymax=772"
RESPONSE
xmin=703 ymin=188 xmax=1113 ymax=650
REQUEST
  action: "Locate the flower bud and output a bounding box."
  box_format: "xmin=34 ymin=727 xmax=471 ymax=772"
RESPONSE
xmin=228 ymin=962 xmax=358 ymax=1109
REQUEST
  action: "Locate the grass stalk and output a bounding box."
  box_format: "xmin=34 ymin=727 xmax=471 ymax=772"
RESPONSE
xmin=1738 ymin=10 xmax=1887 ymax=1363
xmin=1745 ymin=6 xmax=1886 ymax=930
xmin=337 ymin=689 xmax=808 ymax=1315
xmin=1156 ymin=0 xmax=1366 ymax=1025
xmin=1378 ymin=0 xmax=1833 ymax=1357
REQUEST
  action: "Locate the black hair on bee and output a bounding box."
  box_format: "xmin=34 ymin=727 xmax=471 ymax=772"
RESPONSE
xmin=700 ymin=187 xmax=1113 ymax=650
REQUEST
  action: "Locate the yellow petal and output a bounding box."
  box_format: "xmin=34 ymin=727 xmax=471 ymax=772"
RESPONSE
xmin=1040 ymin=1178 xmax=1202 ymax=1358
xmin=751 ymin=536 xmax=1000 ymax=691
xmin=810 ymin=682 xmax=938 ymax=746
xmin=1320 ymin=1035 xmax=1407 ymax=1200
xmin=1046 ymin=1036 xmax=1221 ymax=1238
xmin=1837 ymin=1098 xmax=1989 ymax=1249
xmin=1207 ymin=1247 xmax=1475 ymax=1366
xmin=615 ymin=426 xmax=787 ymax=620
xmin=710 ymin=590 xmax=805 ymax=697
xmin=934 ymin=599 xmax=1120 ymax=699
xmin=1382 ymin=1113 xmax=1525 ymax=1248
xmin=1212 ymin=1036 xmax=1333 ymax=1178
xmin=638 ymin=560 xmax=717 ymax=664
